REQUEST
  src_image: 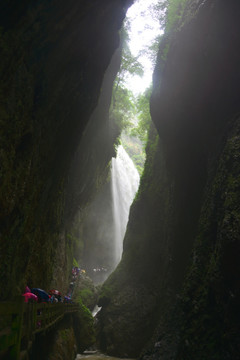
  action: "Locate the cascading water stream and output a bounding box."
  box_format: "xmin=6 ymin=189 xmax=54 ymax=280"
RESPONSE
xmin=111 ymin=145 xmax=140 ymax=266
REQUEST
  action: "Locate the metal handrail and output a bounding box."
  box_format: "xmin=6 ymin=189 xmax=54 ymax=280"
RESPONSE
xmin=0 ymin=297 xmax=80 ymax=359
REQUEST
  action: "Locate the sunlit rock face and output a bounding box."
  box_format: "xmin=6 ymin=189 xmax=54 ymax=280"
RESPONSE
xmin=97 ymin=1 xmax=240 ymax=358
xmin=0 ymin=0 xmax=133 ymax=299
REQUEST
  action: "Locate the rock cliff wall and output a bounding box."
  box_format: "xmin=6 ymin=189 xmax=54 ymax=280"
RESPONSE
xmin=97 ymin=1 xmax=240 ymax=358
xmin=0 ymin=0 xmax=132 ymax=299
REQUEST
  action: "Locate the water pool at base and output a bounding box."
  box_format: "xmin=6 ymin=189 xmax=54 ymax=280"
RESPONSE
xmin=76 ymin=351 xmax=135 ymax=360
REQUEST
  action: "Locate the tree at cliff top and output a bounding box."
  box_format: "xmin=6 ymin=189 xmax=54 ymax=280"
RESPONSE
xmin=111 ymin=0 xmax=166 ymax=174
xmin=109 ymin=27 xmax=146 ymax=174
xmin=110 ymin=27 xmax=143 ymax=133
xmin=110 ymin=16 xmax=160 ymax=175
xmin=125 ymin=0 xmax=166 ymax=93
xmin=121 ymin=87 xmax=152 ymax=175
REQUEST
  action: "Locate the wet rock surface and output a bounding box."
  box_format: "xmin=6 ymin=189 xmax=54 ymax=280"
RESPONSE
xmin=0 ymin=0 xmax=132 ymax=299
xmin=97 ymin=0 xmax=240 ymax=358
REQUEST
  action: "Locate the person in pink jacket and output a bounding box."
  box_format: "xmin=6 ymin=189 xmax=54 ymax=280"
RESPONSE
xmin=22 ymin=286 xmax=38 ymax=303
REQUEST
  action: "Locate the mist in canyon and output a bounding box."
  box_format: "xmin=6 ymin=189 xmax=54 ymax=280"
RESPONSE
xmin=82 ymin=145 xmax=140 ymax=284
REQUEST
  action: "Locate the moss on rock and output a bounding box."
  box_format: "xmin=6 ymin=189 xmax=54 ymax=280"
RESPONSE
xmin=73 ymin=302 xmax=96 ymax=353
xmin=97 ymin=1 xmax=240 ymax=358
xmin=0 ymin=0 xmax=133 ymax=299
xmin=73 ymin=274 xmax=99 ymax=311
xmin=48 ymin=328 xmax=77 ymax=360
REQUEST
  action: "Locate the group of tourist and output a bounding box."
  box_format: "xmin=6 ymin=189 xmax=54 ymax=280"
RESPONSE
xmin=22 ymin=286 xmax=65 ymax=304
xmin=22 ymin=266 xmax=85 ymax=304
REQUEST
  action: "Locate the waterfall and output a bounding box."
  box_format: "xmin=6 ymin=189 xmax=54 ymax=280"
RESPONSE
xmin=111 ymin=145 xmax=140 ymax=266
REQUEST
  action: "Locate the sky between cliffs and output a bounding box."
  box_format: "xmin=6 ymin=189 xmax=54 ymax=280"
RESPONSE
xmin=125 ymin=0 xmax=164 ymax=94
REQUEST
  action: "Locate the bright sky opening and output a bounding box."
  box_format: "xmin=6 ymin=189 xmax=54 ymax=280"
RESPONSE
xmin=125 ymin=0 xmax=164 ymax=95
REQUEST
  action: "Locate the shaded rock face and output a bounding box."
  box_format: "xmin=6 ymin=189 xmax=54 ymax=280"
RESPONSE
xmin=31 ymin=310 xmax=95 ymax=359
xmin=31 ymin=316 xmax=77 ymax=360
xmin=97 ymin=0 xmax=240 ymax=358
xmin=52 ymin=44 xmax=123 ymax=290
xmin=0 ymin=0 xmax=133 ymax=299
xmin=64 ymin=44 xmax=123 ymax=222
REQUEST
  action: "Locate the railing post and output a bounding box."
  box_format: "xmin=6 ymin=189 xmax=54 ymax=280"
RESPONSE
xmin=41 ymin=304 xmax=46 ymax=330
xmin=28 ymin=301 xmax=37 ymax=344
xmin=32 ymin=301 xmax=37 ymax=333
xmin=9 ymin=296 xmax=24 ymax=360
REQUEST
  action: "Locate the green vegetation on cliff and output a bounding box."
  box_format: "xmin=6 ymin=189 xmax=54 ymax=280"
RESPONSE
xmin=176 ymin=117 xmax=240 ymax=359
xmin=48 ymin=328 xmax=77 ymax=360
xmin=74 ymin=275 xmax=99 ymax=311
xmin=165 ymin=0 xmax=189 ymax=31
xmin=74 ymin=301 xmax=96 ymax=352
